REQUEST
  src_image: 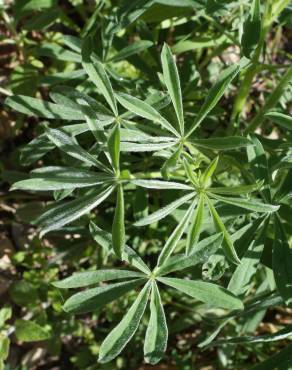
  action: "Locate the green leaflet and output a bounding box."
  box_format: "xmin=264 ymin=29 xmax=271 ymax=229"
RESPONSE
xmin=120 ymin=141 xmax=176 ymax=152
xmin=134 ymin=191 xmax=196 ymax=226
xmin=63 ymin=35 xmax=82 ymax=53
xmin=161 ymin=44 xmax=184 ymax=135
xmin=158 ymin=277 xmax=243 ymax=310
xmin=198 ymin=318 xmax=231 ymax=348
xmin=201 ymin=156 xmax=219 ymax=187
xmin=5 ymin=95 xmax=84 ymax=120
xmin=206 ymin=196 xmax=240 ymax=265
xmin=183 ymin=158 xmax=200 ymax=187
xmin=112 ymin=184 xmax=125 ymax=259
xmin=161 ymin=145 xmax=182 ymax=179
xmin=120 ymin=128 xmax=174 ymax=143
xmin=11 ymin=166 xmax=112 ymax=191
xmin=45 ymin=128 xmax=106 ymax=170
xmin=157 ymin=199 xmax=196 ymax=266
xmin=155 ymin=233 xmax=223 ymax=276
xmin=247 ymin=135 xmax=272 ymax=202
xmin=144 ymin=281 xmax=168 ymax=365
xmin=187 ymin=64 xmax=240 ymax=136
xmin=132 ymin=179 xmax=193 ymax=191
xmin=265 ymin=111 xmax=292 ymax=131
xmin=208 ymin=181 xmax=262 ymax=195
xmin=63 ymin=279 xmax=146 ymax=314
xmin=209 ymin=193 xmax=279 ymax=213
xmin=35 ymin=186 xmax=114 ymax=237
xmin=232 ymin=215 xmax=267 ymax=258
xmin=89 ymin=221 xmax=151 ymax=275
xmin=15 ymin=320 xmax=51 ymax=342
xmin=209 ymin=324 xmax=292 ymax=346
xmin=186 ymin=192 xmax=205 ymax=255
xmin=250 ymin=343 xmax=292 ymax=370
xmin=241 ymin=0 xmax=261 ymax=58
xmin=36 ymin=43 xmax=81 ymax=62
xmin=273 ymin=216 xmax=292 ymax=307
xmin=227 ymin=221 xmax=267 ymax=296
xmin=109 ymin=40 xmax=153 ymax=63
xmin=116 ymin=92 xmax=179 ymax=136
xmin=52 ymin=269 xmax=145 ymax=288
xmin=107 ymin=123 xmax=120 ymax=173
xmin=82 ymin=38 xmax=118 ymax=116
xmin=190 ymin=136 xmax=252 ymax=150
xmin=98 ymin=281 xmax=151 ymax=363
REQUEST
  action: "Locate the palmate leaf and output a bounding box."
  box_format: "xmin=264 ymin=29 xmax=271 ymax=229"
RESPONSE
xmin=157 ymin=199 xmax=196 ymax=266
xmin=116 ymin=92 xmax=179 ymax=137
xmin=155 ymin=233 xmax=223 ymax=276
xmin=63 ymin=278 xmax=146 ymax=314
xmin=112 ymin=184 xmax=125 ymax=259
xmin=11 ymin=166 xmax=112 ymax=191
xmin=5 ymin=95 xmax=84 ymax=120
xmin=206 ymin=196 xmax=240 ymax=265
xmin=158 ymin=277 xmax=243 ymax=310
xmin=187 ymin=64 xmax=241 ymax=136
xmin=161 ymin=44 xmax=184 ymax=135
xmin=134 ymin=191 xmax=196 ymax=226
xmin=53 ymin=269 xmax=145 ymax=288
xmin=144 ymin=281 xmax=168 ymax=365
xmin=35 ymin=186 xmax=115 ymax=237
xmin=82 ymin=38 xmax=118 ymax=116
xmin=99 ymin=280 xmax=151 ymax=363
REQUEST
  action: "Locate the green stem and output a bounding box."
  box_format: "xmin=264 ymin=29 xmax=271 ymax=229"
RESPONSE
xmin=244 ymin=65 xmax=292 ymax=134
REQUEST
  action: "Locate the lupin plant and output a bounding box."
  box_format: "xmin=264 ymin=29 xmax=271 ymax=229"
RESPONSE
xmin=4 ymin=0 xmax=292 ymax=367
